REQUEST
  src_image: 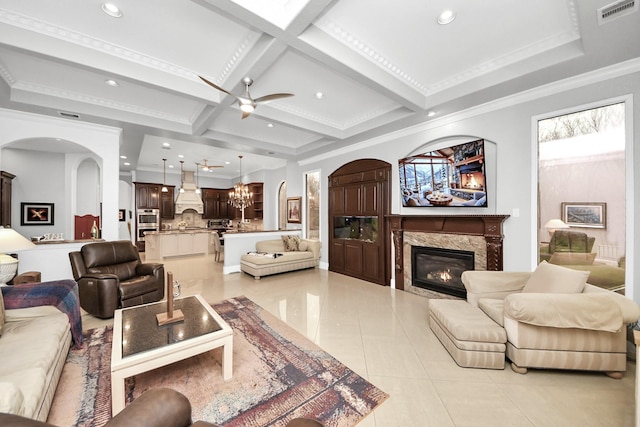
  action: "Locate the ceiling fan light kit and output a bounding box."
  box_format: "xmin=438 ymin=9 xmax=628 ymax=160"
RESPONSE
xmin=198 ymin=75 xmax=293 ymax=119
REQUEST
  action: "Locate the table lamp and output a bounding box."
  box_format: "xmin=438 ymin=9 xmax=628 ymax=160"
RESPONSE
xmin=0 ymin=227 xmax=36 ymax=285
xmin=544 ymin=219 xmax=570 ymax=239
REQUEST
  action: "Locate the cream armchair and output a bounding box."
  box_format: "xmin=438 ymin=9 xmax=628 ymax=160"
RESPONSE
xmin=462 ymin=262 xmax=640 ymax=378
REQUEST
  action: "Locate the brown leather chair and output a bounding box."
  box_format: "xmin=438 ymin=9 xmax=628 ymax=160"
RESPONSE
xmin=0 ymin=388 xmax=218 ymax=427
xmin=69 ymin=240 xmax=164 ymax=318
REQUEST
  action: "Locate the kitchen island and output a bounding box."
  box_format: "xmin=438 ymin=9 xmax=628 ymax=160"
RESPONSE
xmin=143 ymin=229 xmax=217 ymax=260
xmin=222 ymin=229 xmax=301 ymax=274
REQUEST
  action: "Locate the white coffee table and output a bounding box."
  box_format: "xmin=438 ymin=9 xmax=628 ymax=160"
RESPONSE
xmin=111 ymin=294 xmax=233 ymax=414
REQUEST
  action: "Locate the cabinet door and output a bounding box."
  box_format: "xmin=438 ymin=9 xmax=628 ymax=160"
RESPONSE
xmin=344 ymin=241 xmax=363 ymax=275
xmin=202 ymin=189 xmax=216 ymax=219
xmin=362 ymin=243 xmax=380 ymax=281
xmin=148 ymin=185 xmax=161 ymax=209
xmin=329 ymin=187 xmax=345 ymax=214
xmin=344 ymin=185 xmax=361 ymax=214
xmin=136 ymin=185 xmax=151 ymax=208
xmin=330 ymin=241 xmax=345 ymax=270
xmin=361 ymin=182 xmax=379 ymax=215
xmin=0 ymin=172 xmax=14 ymax=227
xmin=160 ymin=187 xmax=175 ymax=219
xmin=177 ymin=234 xmax=193 ymax=254
xmin=193 ymin=233 xmax=209 ymax=254
xmin=163 ymin=234 xmax=179 ymax=257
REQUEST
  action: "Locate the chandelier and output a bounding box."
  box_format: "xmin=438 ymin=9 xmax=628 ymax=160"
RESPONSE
xmin=228 ymin=155 xmax=253 ymax=210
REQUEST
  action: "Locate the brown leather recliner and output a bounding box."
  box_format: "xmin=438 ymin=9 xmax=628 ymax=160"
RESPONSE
xmin=0 ymin=388 xmax=218 ymax=427
xmin=69 ymin=240 xmax=164 ymax=319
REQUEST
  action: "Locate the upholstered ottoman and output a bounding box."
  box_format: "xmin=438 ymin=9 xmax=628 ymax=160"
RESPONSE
xmin=428 ymin=299 xmax=506 ymax=369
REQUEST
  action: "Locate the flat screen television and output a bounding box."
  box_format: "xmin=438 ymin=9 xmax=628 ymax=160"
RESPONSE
xmin=399 ymin=139 xmax=487 ymax=207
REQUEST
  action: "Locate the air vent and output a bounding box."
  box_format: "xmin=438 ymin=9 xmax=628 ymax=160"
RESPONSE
xmin=58 ymin=111 xmax=81 ymax=119
xmin=598 ymin=0 xmax=637 ymax=25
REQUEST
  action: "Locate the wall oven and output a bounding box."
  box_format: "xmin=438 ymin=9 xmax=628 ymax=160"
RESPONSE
xmin=137 ymin=208 xmax=160 ymax=226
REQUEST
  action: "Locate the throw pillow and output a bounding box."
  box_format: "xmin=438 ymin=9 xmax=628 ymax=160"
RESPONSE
xmin=298 ymin=241 xmax=309 ymax=252
xmin=281 ymin=235 xmax=300 ymax=252
xmin=548 ymin=252 xmax=596 ymax=266
xmin=522 ymin=260 xmax=589 ymax=294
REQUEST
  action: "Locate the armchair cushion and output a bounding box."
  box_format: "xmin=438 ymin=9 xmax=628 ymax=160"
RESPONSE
xmin=504 ymin=293 xmax=623 ymax=332
xmin=521 ymin=261 xmax=589 ymax=294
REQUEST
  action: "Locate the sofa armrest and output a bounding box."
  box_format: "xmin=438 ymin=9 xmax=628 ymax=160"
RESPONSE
xmin=302 ymin=239 xmax=321 ymax=259
xmin=106 ymin=388 xmax=193 ymax=427
xmin=504 ymin=292 xmax=625 ymax=332
xmin=136 ymin=262 xmax=164 ymax=278
xmin=4 ymin=305 xmax=63 ymax=321
xmin=461 ymin=271 xmax=531 ymax=307
xmin=584 ymin=284 xmax=640 ymax=323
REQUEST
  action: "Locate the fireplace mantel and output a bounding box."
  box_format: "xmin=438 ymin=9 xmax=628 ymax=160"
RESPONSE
xmin=386 ymin=214 xmax=509 ymax=290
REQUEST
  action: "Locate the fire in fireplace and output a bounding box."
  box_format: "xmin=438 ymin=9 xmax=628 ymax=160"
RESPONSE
xmin=411 ymin=246 xmax=474 ymax=298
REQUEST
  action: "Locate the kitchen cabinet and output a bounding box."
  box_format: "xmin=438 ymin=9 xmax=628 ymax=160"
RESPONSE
xmin=144 ymin=231 xmax=212 ymax=259
xmin=0 ymin=171 xmax=15 ymax=227
xmin=160 ymin=185 xmax=175 ymax=219
xmin=328 ymin=160 xmax=390 ymax=286
xmin=245 ymin=182 xmax=263 ymax=220
xmin=135 ymin=182 xmax=161 ymax=210
xmin=203 ymin=188 xmax=233 ymax=219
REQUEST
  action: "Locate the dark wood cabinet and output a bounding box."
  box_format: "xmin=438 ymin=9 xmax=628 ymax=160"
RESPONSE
xmin=203 ymin=188 xmax=234 ymax=219
xmin=0 ymin=171 xmax=15 ymax=227
xmin=329 ymin=160 xmax=391 ymax=286
xmin=243 ymin=182 xmax=263 ymax=220
xmin=160 ymin=186 xmax=175 ymax=219
xmin=135 ymin=182 xmax=161 ymax=210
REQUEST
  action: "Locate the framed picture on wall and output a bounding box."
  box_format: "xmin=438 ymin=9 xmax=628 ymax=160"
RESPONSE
xmin=287 ymin=197 xmax=302 ymax=223
xmin=561 ymin=202 xmax=606 ymax=229
xmin=119 ymin=209 xmax=126 ymax=221
xmin=21 ymin=202 xmax=54 ymax=226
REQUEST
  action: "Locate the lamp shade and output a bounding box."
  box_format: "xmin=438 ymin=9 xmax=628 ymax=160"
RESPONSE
xmin=0 ymin=227 xmax=36 ymax=285
xmin=544 ymin=219 xmax=569 ymax=238
xmin=0 ymin=227 xmax=36 ymax=253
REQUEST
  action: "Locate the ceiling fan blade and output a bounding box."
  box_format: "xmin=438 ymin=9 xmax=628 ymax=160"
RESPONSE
xmin=198 ymin=76 xmax=238 ymax=99
xmin=241 ymin=111 xmax=251 ymax=119
xmin=254 ymin=93 xmax=294 ymax=104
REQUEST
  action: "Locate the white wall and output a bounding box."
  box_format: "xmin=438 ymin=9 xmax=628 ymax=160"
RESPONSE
xmin=295 ymin=69 xmax=640 ymax=302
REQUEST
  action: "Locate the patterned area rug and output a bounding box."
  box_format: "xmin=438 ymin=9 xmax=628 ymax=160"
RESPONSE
xmin=47 ymin=296 xmax=388 ymax=426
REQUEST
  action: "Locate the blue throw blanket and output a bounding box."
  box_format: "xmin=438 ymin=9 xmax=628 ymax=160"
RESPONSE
xmin=2 ymin=279 xmax=83 ymax=347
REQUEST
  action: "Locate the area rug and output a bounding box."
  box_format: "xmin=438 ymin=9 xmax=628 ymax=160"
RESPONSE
xmin=47 ymin=296 xmax=388 ymax=427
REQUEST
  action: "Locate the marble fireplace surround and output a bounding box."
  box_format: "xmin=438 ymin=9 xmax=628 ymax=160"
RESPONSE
xmin=386 ymin=215 xmax=509 ymax=295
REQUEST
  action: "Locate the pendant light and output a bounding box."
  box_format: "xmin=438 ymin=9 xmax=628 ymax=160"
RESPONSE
xmin=161 ymin=158 xmax=168 ymax=192
xmin=228 ymin=155 xmax=253 ymax=224
xmin=179 ymin=161 xmax=185 ymax=193
xmin=195 ymin=161 xmax=201 ymax=194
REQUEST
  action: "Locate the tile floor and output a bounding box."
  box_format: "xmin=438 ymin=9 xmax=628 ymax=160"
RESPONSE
xmin=82 ymin=254 xmax=637 ymax=427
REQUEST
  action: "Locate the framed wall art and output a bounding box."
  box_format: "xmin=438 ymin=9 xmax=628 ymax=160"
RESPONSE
xmin=561 ymin=202 xmax=606 ymax=229
xmin=119 ymin=209 xmax=126 ymax=221
xmin=21 ymin=202 xmax=54 ymax=226
xmin=287 ymin=197 xmax=302 ymax=223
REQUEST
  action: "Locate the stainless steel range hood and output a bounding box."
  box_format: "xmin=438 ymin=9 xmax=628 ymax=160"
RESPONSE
xmin=175 ymin=171 xmax=204 ymax=214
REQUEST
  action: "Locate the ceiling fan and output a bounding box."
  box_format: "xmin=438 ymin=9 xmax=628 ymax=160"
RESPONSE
xmin=196 ymin=159 xmax=223 ymax=171
xmin=198 ymin=76 xmax=294 ymax=119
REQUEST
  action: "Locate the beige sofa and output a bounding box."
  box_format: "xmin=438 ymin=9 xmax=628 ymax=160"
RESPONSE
xmin=460 ymin=262 xmax=640 ymax=378
xmin=0 ymin=301 xmax=72 ymax=420
xmin=240 ymin=238 xmax=321 ymax=279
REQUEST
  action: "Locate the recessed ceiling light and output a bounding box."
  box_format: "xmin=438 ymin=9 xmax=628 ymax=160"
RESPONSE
xmin=120 ymin=155 xmax=127 ymax=159
xmin=162 ymin=142 xmax=170 ymax=147
xmin=315 ymin=92 xmax=324 ymax=99
xmin=123 ymin=162 xmax=130 ymax=166
xmin=169 ymin=165 xmax=174 ymax=168
xmin=427 ymin=110 xmax=436 ymax=117
xmin=267 ymin=123 xmax=274 ymax=128
xmin=178 ymin=154 xmax=184 ymax=158
xmin=225 ymin=161 xmax=231 ymax=165
xmin=101 ymin=3 xmax=122 ymax=18
xmin=105 ymin=79 xmax=119 ymax=87
xmin=437 ymin=10 xmax=456 ymax=25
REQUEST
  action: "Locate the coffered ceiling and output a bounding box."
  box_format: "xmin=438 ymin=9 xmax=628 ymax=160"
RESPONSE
xmin=0 ymin=0 xmax=638 ymax=178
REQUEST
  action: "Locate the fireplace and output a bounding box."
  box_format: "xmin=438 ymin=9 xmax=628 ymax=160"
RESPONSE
xmin=411 ymin=246 xmax=474 ymax=298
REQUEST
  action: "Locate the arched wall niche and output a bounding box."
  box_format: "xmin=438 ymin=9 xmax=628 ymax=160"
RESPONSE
xmin=400 ymin=135 xmax=498 ymax=213
xmin=0 ymin=108 xmax=121 ymax=240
